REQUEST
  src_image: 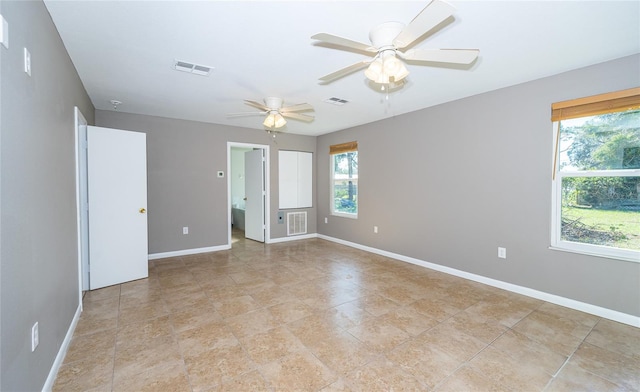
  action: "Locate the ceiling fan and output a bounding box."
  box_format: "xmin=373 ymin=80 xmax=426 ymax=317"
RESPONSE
xmin=311 ymin=0 xmax=479 ymax=84
xmin=228 ymin=97 xmax=314 ymax=129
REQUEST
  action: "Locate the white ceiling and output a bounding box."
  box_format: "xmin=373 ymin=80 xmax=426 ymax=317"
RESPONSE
xmin=44 ymin=1 xmax=639 ymax=136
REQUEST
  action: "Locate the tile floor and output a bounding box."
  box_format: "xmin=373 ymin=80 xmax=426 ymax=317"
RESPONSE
xmin=54 ymin=232 xmax=640 ymax=391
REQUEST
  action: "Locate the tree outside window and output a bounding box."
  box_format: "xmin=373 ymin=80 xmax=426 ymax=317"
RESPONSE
xmin=553 ymin=93 xmax=640 ymax=261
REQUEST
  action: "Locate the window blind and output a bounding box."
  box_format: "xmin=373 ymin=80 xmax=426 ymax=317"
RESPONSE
xmin=551 ymin=87 xmax=640 ymax=121
xmin=329 ymin=141 xmax=358 ymax=155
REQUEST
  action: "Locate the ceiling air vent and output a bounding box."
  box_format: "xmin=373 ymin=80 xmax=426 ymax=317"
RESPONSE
xmin=324 ymin=97 xmax=349 ymax=105
xmin=173 ymin=60 xmax=213 ymax=76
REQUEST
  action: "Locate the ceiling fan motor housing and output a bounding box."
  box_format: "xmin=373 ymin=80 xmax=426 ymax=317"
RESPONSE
xmin=369 ymin=21 xmax=404 ymax=49
xmin=264 ymin=96 xmax=284 ymax=110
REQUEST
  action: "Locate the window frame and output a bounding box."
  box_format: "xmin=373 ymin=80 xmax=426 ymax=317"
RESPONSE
xmin=550 ymin=88 xmax=640 ymax=263
xmin=330 ymin=142 xmax=358 ymax=219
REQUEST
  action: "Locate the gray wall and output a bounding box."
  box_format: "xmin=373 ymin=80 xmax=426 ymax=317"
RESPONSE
xmin=0 ymin=1 xmax=95 ymax=390
xmin=317 ymin=54 xmax=640 ymax=318
xmin=95 ymin=111 xmax=317 ymax=253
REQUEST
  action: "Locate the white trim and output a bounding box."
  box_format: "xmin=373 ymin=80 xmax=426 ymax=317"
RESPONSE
xmin=42 ymin=305 xmax=82 ymax=392
xmin=227 ymin=142 xmax=271 ymax=245
xmin=317 ymin=234 xmax=640 ymax=328
xmin=267 ymin=233 xmax=318 ymax=244
xmin=148 ymin=245 xmax=230 ymax=260
xmin=73 ymin=107 xmax=88 ymax=309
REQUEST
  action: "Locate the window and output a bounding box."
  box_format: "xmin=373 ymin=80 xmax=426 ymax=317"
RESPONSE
xmin=330 ymin=141 xmax=358 ymax=217
xmin=551 ymin=88 xmax=640 ymax=262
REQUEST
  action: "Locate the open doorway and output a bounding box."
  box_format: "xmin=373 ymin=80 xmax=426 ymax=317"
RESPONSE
xmin=227 ymin=142 xmax=270 ymax=247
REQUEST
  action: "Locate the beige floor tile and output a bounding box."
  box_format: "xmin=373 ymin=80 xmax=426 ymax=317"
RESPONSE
xmin=469 ymin=346 xmax=553 ymax=391
xmin=547 ymin=362 xmax=625 ymax=392
xmin=345 ymin=356 xmax=426 ymax=391
xmin=406 ymin=296 xmax=460 ymax=321
xmin=513 ymin=309 xmax=591 ymax=356
xmin=72 ymin=311 xmax=118 ymax=336
xmin=218 ymin=369 xmax=272 ymax=392
xmin=415 ymin=322 xmax=488 ymax=362
xmin=287 ymin=313 xmax=347 ymax=347
xmin=346 ymin=317 xmax=410 ymax=353
xmin=83 ymin=285 xmax=121 ymax=301
xmin=323 ymin=301 xmax=376 ymax=329
xmin=250 ymin=285 xmax=296 ymax=307
xmin=268 ymin=300 xmax=314 ymax=324
xmin=240 ymin=326 xmax=307 ymax=365
xmin=585 ymin=318 xmax=640 ymax=360
xmin=375 ymin=284 xmax=425 ymax=305
xmin=464 ymin=298 xmax=536 ymax=328
xmin=118 ymin=302 xmax=170 ymax=325
xmin=112 ymin=360 xmax=190 ymax=392
xmin=441 ymin=309 xmax=508 ymax=344
xmin=113 ymin=334 xmax=182 ymax=383
xmin=53 ymin=354 xmax=113 ymax=392
xmin=304 ymin=329 xmax=377 ymax=375
xmin=259 ymin=349 xmax=338 ymax=391
xmin=64 ymin=329 xmax=116 ymax=364
xmin=224 ymin=308 xmax=279 ymax=337
xmin=348 ymin=294 xmax=400 ymax=317
xmin=184 ymin=343 xmax=256 ymax=391
xmin=116 ymin=314 xmax=173 ymax=346
xmin=435 ymin=365 xmax=510 ymax=392
xmin=376 ymin=305 xmax=439 ymax=336
xmin=569 ymin=342 xmax=640 ymax=391
xmin=386 ymin=338 xmax=463 ymax=388
xmin=55 ymin=234 xmax=637 ymax=392
xmin=177 ymin=319 xmax=239 ymax=359
xmin=213 ymin=295 xmax=260 ymax=318
xmin=490 ymin=329 xmax=568 ymax=377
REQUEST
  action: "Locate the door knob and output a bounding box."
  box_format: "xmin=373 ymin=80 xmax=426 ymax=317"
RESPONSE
xmin=139 ymin=208 xmax=146 ymax=214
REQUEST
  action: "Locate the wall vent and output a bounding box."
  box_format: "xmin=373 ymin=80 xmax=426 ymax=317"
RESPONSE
xmin=324 ymin=97 xmax=349 ymax=105
xmin=173 ymin=60 xmax=213 ymax=76
xmin=287 ymin=212 xmax=307 ymax=236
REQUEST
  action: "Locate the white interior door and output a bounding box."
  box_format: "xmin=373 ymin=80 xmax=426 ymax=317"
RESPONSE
xmin=244 ymin=149 xmax=265 ymax=242
xmin=87 ymin=126 xmax=148 ymax=289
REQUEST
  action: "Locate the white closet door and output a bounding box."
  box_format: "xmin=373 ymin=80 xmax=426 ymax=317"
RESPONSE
xmin=87 ymin=126 xmax=148 ymax=289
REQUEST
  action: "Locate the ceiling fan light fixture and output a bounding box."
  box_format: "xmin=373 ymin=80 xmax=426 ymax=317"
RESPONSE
xmin=364 ymin=52 xmax=408 ymax=84
xmin=263 ymin=112 xmax=287 ymax=129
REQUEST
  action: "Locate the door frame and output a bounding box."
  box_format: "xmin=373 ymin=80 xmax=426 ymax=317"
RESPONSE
xmin=227 ymin=142 xmax=270 ymax=246
xmin=74 ymin=107 xmax=89 ymax=306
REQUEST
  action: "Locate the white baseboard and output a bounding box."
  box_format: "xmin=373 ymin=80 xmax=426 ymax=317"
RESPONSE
xmin=148 ymin=244 xmax=231 ymax=260
xmin=267 ymin=233 xmax=318 ymax=244
xmin=42 ymin=304 xmax=82 ymax=392
xmin=317 ymin=234 xmax=640 ymax=328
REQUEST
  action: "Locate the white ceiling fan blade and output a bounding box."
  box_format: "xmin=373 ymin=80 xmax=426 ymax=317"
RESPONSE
xmin=393 ymin=0 xmax=456 ymax=49
xmin=311 ymin=33 xmax=377 ymax=53
xmin=282 ymin=112 xmax=315 ymax=122
xmin=400 ymin=48 xmax=479 ymax=64
xmin=244 ymin=100 xmax=270 ymax=111
xmin=319 ymin=60 xmax=371 ymax=83
xmin=280 ymin=103 xmax=314 ymax=113
xmin=227 ymin=111 xmax=267 ymax=118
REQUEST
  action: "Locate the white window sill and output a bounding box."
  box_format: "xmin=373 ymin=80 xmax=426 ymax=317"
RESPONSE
xmin=331 ymin=212 xmax=358 ymax=219
xmin=549 ymin=245 xmax=640 ymax=264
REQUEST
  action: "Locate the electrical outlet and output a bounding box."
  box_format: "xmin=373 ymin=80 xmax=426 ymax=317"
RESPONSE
xmin=374 ymin=226 xmax=378 ymax=234
xmin=498 ymin=247 xmax=507 ymax=259
xmin=31 ymin=322 xmax=39 ymax=352
xmin=324 ymin=217 xmax=328 ymax=224
xmin=183 ymin=227 xmax=188 ymax=235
